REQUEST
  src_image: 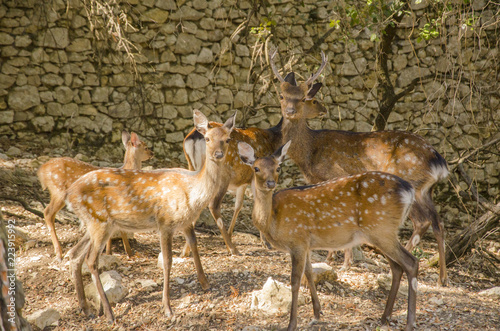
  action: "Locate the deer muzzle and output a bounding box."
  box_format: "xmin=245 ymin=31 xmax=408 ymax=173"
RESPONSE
xmin=266 ymin=180 xmax=276 ymax=189
xmin=214 ymin=151 xmax=224 ymax=159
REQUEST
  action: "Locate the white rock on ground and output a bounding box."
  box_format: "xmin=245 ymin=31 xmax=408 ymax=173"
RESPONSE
xmin=478 ymin=287 xmax=500 ymax=298
xmin=157 ymin=253 xmax=188 ymax=269
xmin=250 ymin=277 xmax=305 ymax=314
xmin=81 ymin=255 xmax=122 ymax=276
xmin=377 ymin=274 xmax=408 ymax=296
xmin=85 ymin=270 xmax=128 ymax=308
xmin=27 ymin=307 xmax=60 ymax=329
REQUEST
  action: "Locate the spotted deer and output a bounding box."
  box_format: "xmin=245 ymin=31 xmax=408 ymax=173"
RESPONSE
xmin=180 ymin=94 xmax=326 ymax=256
xmin=37 ymin=131 xmax=153 ymax=260
xmin=65 ymin=110 xmax=235 ymax=322
xmin=238 ymin=141 xmax=419 ymax=331
xmin=271 ymin=50 xmax=449 ymax=285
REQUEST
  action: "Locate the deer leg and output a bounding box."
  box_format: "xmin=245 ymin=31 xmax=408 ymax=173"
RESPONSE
xmin=428 ymin=201 xmax=448 ymax=286
xmin=288 ymin=250 xmax=307 ymax=331
xmin=180 ymin=224 xmax=193 ymax=258
xmin=120 ymin=232 xmax=133 ymax=257
xmin=381 ymin=243 xmax=418 ymax=331
xmin=86 ymin=227 xmax=114 ymax=323
xmin=159 ymin=228 xmax=174 ymax=317
xmin=44 ymin=195 xmax=65 ymax=260
xmin=210 ymin=187 xmax=240 ymax=255
xmin=69 ymin=235 xmax=92 ymax=317
xmin=304 ymin=253 xmax=321 ymax=321
xmin=407 ymin=199 xmax=447 ymax=286
xmin=183 ymin=224 xmax=209 ymax=290
xmin=342 ymin=248 xmax=353 ymax=269
xmin=228 ymin=185 xmax=246 ymax=237
xmin=105 ymin=238 xmax=113 ymax=256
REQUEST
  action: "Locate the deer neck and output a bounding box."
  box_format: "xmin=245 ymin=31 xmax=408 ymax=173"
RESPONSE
xmin=250 ymin=181 xmax=274 ymax=234
xmin=122 ymin=150 xmax=142 ymax=170
xmin=191 ymin=154 xmax=222 ymax=205
xmin=281 ymin=117 xmax=314 ymax=170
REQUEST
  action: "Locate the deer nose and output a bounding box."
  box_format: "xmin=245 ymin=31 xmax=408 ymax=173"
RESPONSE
xmin=266 ymin=180 xmax=276 ymax=189
xmin=214 ymin=151 xmax=224 ymax=159
xmin=285 ymin=107 xmax=296 ymax=115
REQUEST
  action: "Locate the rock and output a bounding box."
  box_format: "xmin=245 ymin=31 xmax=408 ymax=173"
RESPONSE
xmin=137 ymin=279 xmax=158 ymax=291
xmin=37 ymin=28 xmax=69 ymax=49
xmin=0 ymin=110 xmax=14 ymax=124
xmin=250 ymin=277 xmax=306 ymax=314
xmin=377 ymin=274 xmax=407 ymax=296
xmin=6 ymin=146 xmax=22 ymax=157
xmin=143 ymin=8 xmax=170 ymax=24
xmin=429 ymin=296 xmax=445 ymax=306
xmin=7 ymin=86 xmax=40 ymax=111
xmin=158 ymin=253 xmax=190 ymax=269
xmin=81 ymin=255 xmax=122 ymax=276
xmin=174 ymin=33 xmax=202 ymax=55
xmin=85 ymin=270 xmax=127 ymax=307
xmin=27 ymin=308 xmax=60 ymax=329
xmin=478 ymin=287 xmax=500 ymax=298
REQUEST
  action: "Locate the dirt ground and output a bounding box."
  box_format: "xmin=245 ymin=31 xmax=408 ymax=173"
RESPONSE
xmin=1 ymin=153 xmax=499 ymax=331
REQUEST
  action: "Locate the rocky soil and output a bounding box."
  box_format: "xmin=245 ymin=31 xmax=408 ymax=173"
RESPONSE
xmin=1 ymin=145 xmax=499 ymax=330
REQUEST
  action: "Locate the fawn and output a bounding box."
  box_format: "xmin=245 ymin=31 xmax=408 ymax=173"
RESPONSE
xmin=65 ymin=110 xmax=235 ymax=322
xmin=180 ymin=85 xmax=326 ymax=257
xmin=37 ymin=131 xmax=153 ymax=260
xmin=238 ymin=141 xmax=419 ymax=331
xmin=271 ymin=50 xmax=449 ymax=285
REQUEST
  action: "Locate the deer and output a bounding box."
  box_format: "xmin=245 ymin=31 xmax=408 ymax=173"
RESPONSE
xmin=64 ymin=110 xmax=235 ymax=322
xmin=180 ymin=87 xmax=326 ymax=257
xmin=37 ymin=131 xmax=153 ymax=260
xmin=270 ymin=50 xmax=449 ymax=286
xmin=238 ymin=141 xmax=419 ymax=331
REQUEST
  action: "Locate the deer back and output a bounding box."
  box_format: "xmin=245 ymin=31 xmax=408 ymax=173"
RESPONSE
xmin=66 ymin=111 xmax=235 ymax=231
xmin=38 ymin=132 xmax=152 ymax=196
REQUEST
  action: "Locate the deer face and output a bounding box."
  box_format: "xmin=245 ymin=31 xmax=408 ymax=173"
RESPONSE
xmin=194 ymin=110 xmax=235 ymax=162
xmin=238 ymin=141 xmax=291 ymax=191
xmin=279 ymin=81 xmax=325 ymax=120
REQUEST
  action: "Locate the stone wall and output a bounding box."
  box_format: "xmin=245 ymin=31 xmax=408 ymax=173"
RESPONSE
xmin=0 ymin=0 xmax=498 ymax=198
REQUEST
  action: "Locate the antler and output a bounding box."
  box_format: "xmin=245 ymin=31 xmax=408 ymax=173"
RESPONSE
xmin=270 ymin=49 xmax=285 ymax=83
xmin=305 ymin=51 xmax=328 ymax=86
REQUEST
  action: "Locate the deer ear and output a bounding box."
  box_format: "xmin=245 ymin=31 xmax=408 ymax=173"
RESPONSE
xmin=274 ymin=140 xmax=291 ymax=164
xmin=130 ymin=132 xmax=139 ymax=147
xmin=122 ymin=131 xmax=131 ymax=148
xmin=238 ymin=142 xmax=256 ymax=166
xmin=223 ymin=111 xmax=237 ymax=132
xmin=193 ymin=109 xmax=209 ymax=136
xmin=306 ymin=82 xmax=322 ymax=100
xmin=284 ymin=72 xmax=297 ymax=86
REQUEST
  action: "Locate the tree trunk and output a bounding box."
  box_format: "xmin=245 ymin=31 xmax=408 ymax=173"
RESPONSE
xmin=0 ymin=211 xmax=32 ymax=331
xmin=444 ymin=204 xmax=500 ymax=266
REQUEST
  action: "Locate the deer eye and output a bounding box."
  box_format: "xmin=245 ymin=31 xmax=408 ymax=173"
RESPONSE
xmin=226 ymin=138 xmax=231 ymax=143
xmin=276 ymin=166 xmax=281 ymax=173
xmin=312 ymin=100 xmax=317 ymax=104
xmin=205 ymin=137 xmax=210 ymax=142
xmin=254 ymin=167 xmax=260 ymax=173
xmin=279 ymin=95 xmax=284 ymax=100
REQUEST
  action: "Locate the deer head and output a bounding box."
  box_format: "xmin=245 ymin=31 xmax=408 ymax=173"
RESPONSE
xmin=194 ymin=110 xmax=236 ymax=162
xmin=270 ymin=50 xmax=328 ymax=120
xmin=238 ymin=140 xmax=291 ymax=191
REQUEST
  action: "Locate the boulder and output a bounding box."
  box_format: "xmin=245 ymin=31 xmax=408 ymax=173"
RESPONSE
xmin=84 ymin=270 xmax=127 ymax=308
xmin=250 ymin=277 xmax=305 ymax=314
xmin=27 ymin=308 xmax=60 ymax=329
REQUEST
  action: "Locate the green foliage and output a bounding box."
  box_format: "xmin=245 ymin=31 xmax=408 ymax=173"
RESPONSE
xmin=417 ymin=19 xmax=441 ymax=42
xmin=250 ymin=18 xmax=276 ymax=42
xmin=412 ymin=246 xmax=431 ymax=260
